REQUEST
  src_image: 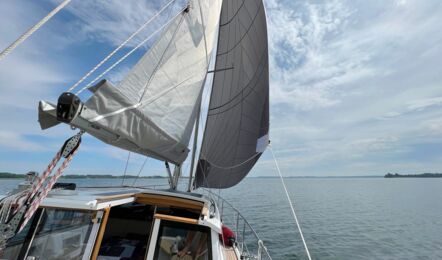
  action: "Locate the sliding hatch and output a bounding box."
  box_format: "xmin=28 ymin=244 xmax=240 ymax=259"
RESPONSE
xmin=95 ymin=203 xmax=155 ymax=260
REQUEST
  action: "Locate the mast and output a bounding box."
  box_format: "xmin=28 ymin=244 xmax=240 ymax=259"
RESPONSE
xmin=187 ymin=104 xmax=201 ymax=192
xmin=187 ymin=14 xmax=221 ymax=192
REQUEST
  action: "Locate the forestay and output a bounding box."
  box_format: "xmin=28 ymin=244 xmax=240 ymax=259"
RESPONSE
xmin=195 ymin=0 xmax=269 ymax=188
xmin=39 ymin=0 xmax=222 ymax=165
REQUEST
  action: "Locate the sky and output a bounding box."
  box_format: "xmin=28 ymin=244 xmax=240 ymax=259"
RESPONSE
xmin=0 ymin=0 xmax=442 ymax=177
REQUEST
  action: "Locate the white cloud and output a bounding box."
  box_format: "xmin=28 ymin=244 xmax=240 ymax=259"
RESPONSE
xmin=0 ymin=131 xmax=44 ymax=151
xmin=1 ymin=0 xmax=442 ymax=176
xmin=57 ymin=0 xmax=185 ymax=48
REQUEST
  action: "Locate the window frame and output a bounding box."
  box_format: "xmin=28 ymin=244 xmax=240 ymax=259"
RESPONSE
xmin=148 ymin=219 xmax=212 ymax=260
xmin=4 ymin=207 xmax=100 ymax=260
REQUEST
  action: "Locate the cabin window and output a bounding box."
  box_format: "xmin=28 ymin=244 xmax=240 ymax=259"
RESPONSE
xmin=97 ymin=203 xmax=154 ymax=260
xmin=153 ymin=220 xmax=211 ymax=260
xmin=2 ymin=208 xmax=96 ymax=260
xmin=2 ymin=210 xmax=39 ymax=260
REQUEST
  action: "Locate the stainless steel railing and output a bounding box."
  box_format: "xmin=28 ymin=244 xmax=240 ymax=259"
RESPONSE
xmin=203 ymin=189 xmax=272 ymax=260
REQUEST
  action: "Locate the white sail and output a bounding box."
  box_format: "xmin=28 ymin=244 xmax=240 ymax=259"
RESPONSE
xmin=40 ymin=0 xmax=222 ymax=165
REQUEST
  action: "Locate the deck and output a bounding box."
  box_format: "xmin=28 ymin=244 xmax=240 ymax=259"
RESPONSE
xmin=222 ymin=247 xmax=238 ymax=260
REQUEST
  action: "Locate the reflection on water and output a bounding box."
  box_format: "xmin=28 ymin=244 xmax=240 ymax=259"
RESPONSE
xmin=1 ymin=177 xmax=442 ymax=259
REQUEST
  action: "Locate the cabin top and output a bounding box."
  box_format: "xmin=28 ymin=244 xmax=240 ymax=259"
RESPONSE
xmin=38 ymin=187 xmax=209 ymax=211
xmin=2 ymin=186 xmax=229 ymax=260
xmin=41 ymin=187 xmax=220 ymax=231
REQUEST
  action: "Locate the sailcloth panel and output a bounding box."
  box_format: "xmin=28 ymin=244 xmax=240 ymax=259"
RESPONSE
xmin=195 ymin=0 xmax=269 ymax=188
xmin=81 ymin=0 xmax=222 ymax=165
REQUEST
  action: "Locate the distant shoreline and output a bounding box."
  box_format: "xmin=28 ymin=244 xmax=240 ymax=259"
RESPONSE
xmin=0 ymin=172 xmax=166 ymax=179
xmin=2 ymin=172 xmax=441 ymax=179
xmin=384 ymin=173 xmax=442 ymax=178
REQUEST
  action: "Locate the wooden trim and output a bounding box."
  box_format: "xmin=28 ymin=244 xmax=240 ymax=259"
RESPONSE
xmin=96 ymin=193 xmax=136 ymax=203
xmin=91 ymin=207 xmax=110 ymax=260
xmin=201 ymin=205 xmax=209 ymax=216
xmin=154 ymin=213 xmax=198 ymax=225
xmin=135 ymin=194 xmax=204 ymax=211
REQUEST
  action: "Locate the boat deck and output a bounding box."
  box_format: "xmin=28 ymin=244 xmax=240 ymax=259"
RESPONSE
xmin=222 ymin=247 xmax=238 ymax=260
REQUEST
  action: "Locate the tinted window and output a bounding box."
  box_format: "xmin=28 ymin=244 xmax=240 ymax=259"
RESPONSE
xmin=153 ymin=221 xmax=211 ymax=260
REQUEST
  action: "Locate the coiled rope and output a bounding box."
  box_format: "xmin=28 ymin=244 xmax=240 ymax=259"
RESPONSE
xmin=269 ymin=146 xmax=312 ymax=260
xmin=0 ymin=0 xmax=71 ymax=61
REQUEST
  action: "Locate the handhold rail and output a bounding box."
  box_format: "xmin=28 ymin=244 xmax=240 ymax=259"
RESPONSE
xmin=203 ymin=188 xmax=272 ymax=260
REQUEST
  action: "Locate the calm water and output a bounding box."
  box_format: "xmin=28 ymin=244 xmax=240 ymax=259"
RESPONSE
xmin=1 ymin=177 xmax=441 ymax=259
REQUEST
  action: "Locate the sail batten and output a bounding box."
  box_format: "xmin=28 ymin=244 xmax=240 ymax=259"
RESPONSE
xmin=195 ymin=0 xmax=269 ymax=188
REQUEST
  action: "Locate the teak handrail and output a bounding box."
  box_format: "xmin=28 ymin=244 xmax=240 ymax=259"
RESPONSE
xmin=154 ymin=213 xmax=198 ymax=225
xmin=135 ymin=194 xmax=204 ymax=211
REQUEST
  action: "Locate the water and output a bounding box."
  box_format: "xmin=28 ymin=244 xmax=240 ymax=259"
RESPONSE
xmin=1 ymin=177 xmax=441 ymax=259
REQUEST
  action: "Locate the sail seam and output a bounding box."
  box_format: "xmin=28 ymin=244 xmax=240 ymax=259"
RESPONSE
xmin=216 ymin=0 xmax=263 ymax=56
xmin=208 ymin=49 xmax=267 ymax=113
xmin=219 ymin=0 xmax=246 ymax=26
xmin=89 ymin=76 xmax=192 ymax=122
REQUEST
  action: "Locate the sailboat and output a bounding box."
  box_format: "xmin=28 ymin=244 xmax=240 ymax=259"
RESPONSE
xmin=0 ymin=0 xmax=272 ymax=259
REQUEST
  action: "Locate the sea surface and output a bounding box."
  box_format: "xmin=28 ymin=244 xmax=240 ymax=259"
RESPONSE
xmin=1 ymin=177 xmax=441 ymax=260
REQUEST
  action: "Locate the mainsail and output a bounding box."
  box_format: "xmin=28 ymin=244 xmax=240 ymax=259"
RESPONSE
xmin=195 ymin=0 xmax=269 ymax=188
xmin=39 ymin=0 xmax=222 ymax=165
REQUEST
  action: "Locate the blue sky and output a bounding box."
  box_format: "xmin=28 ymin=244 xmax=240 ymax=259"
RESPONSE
xmin=0 ymin=0 xmax=442 ymax=177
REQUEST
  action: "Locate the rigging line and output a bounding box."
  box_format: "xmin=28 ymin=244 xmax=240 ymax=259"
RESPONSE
xmin=201 ymin=151 xmax=261 ymax=170
xmin=269 ymin=146 xmax=312 ymax=260
xmin=0 ymin=0 xmax=71 ymax=61
xmin=138 ymin=9 xmax=185 ymax=102
xmin=196 ymin=0 xmax=209 ymax=67
xmin=121 ymin=152 xmax=131 ymax=186
xmin=76 ymin=6 xmax=187 ymax=95
xmin=67 ymin=0 xmax=178 ymax=92
xmin=131 ymin=157 xmax=148 ymax=187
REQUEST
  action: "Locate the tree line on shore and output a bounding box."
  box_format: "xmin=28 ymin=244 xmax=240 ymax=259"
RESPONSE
xmin=384 ymin=173 xmax=442 ymax=178
xmin=0 ymin=172 xmax=165 ymax=179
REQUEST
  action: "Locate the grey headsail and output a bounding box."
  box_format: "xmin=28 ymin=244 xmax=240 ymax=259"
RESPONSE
xmin=195 ymin=0 xmax=269 ymax=188
xmin=38 ymin=0 xmax=222 ymax=165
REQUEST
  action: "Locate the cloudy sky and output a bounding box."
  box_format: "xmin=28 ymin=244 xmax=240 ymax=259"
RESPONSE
xmin=0 ymin=0 xmax=441 ymax=177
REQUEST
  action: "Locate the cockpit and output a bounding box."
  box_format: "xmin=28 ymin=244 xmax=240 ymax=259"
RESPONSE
xmin=1 ymin=189 xmax=216 ymax=260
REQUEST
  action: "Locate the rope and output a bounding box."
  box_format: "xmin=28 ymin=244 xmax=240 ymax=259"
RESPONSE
xmin=202 ymin=152 xmax=262 ymax=170
xmin=0 ymin=0 xmax=71 ymax=61
xmin=19 ymin=148 xmax=78 ymax=232
xmin=269 ymin=146 xmax=312 ymax=260
xmin=121 ymin=152 xmax=131 ymax=186
xmin=27 ymin=152 xmax=62 ymax=200
xmin=67 ymin=0 xmax=178 ymax=92
xmin=131 ymin=157 xmax=148 ymax=186
xmin=14 ymin=131 xmax=83 ymax=232
xmin=75 ymin=6 xmax=187 ymax=95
